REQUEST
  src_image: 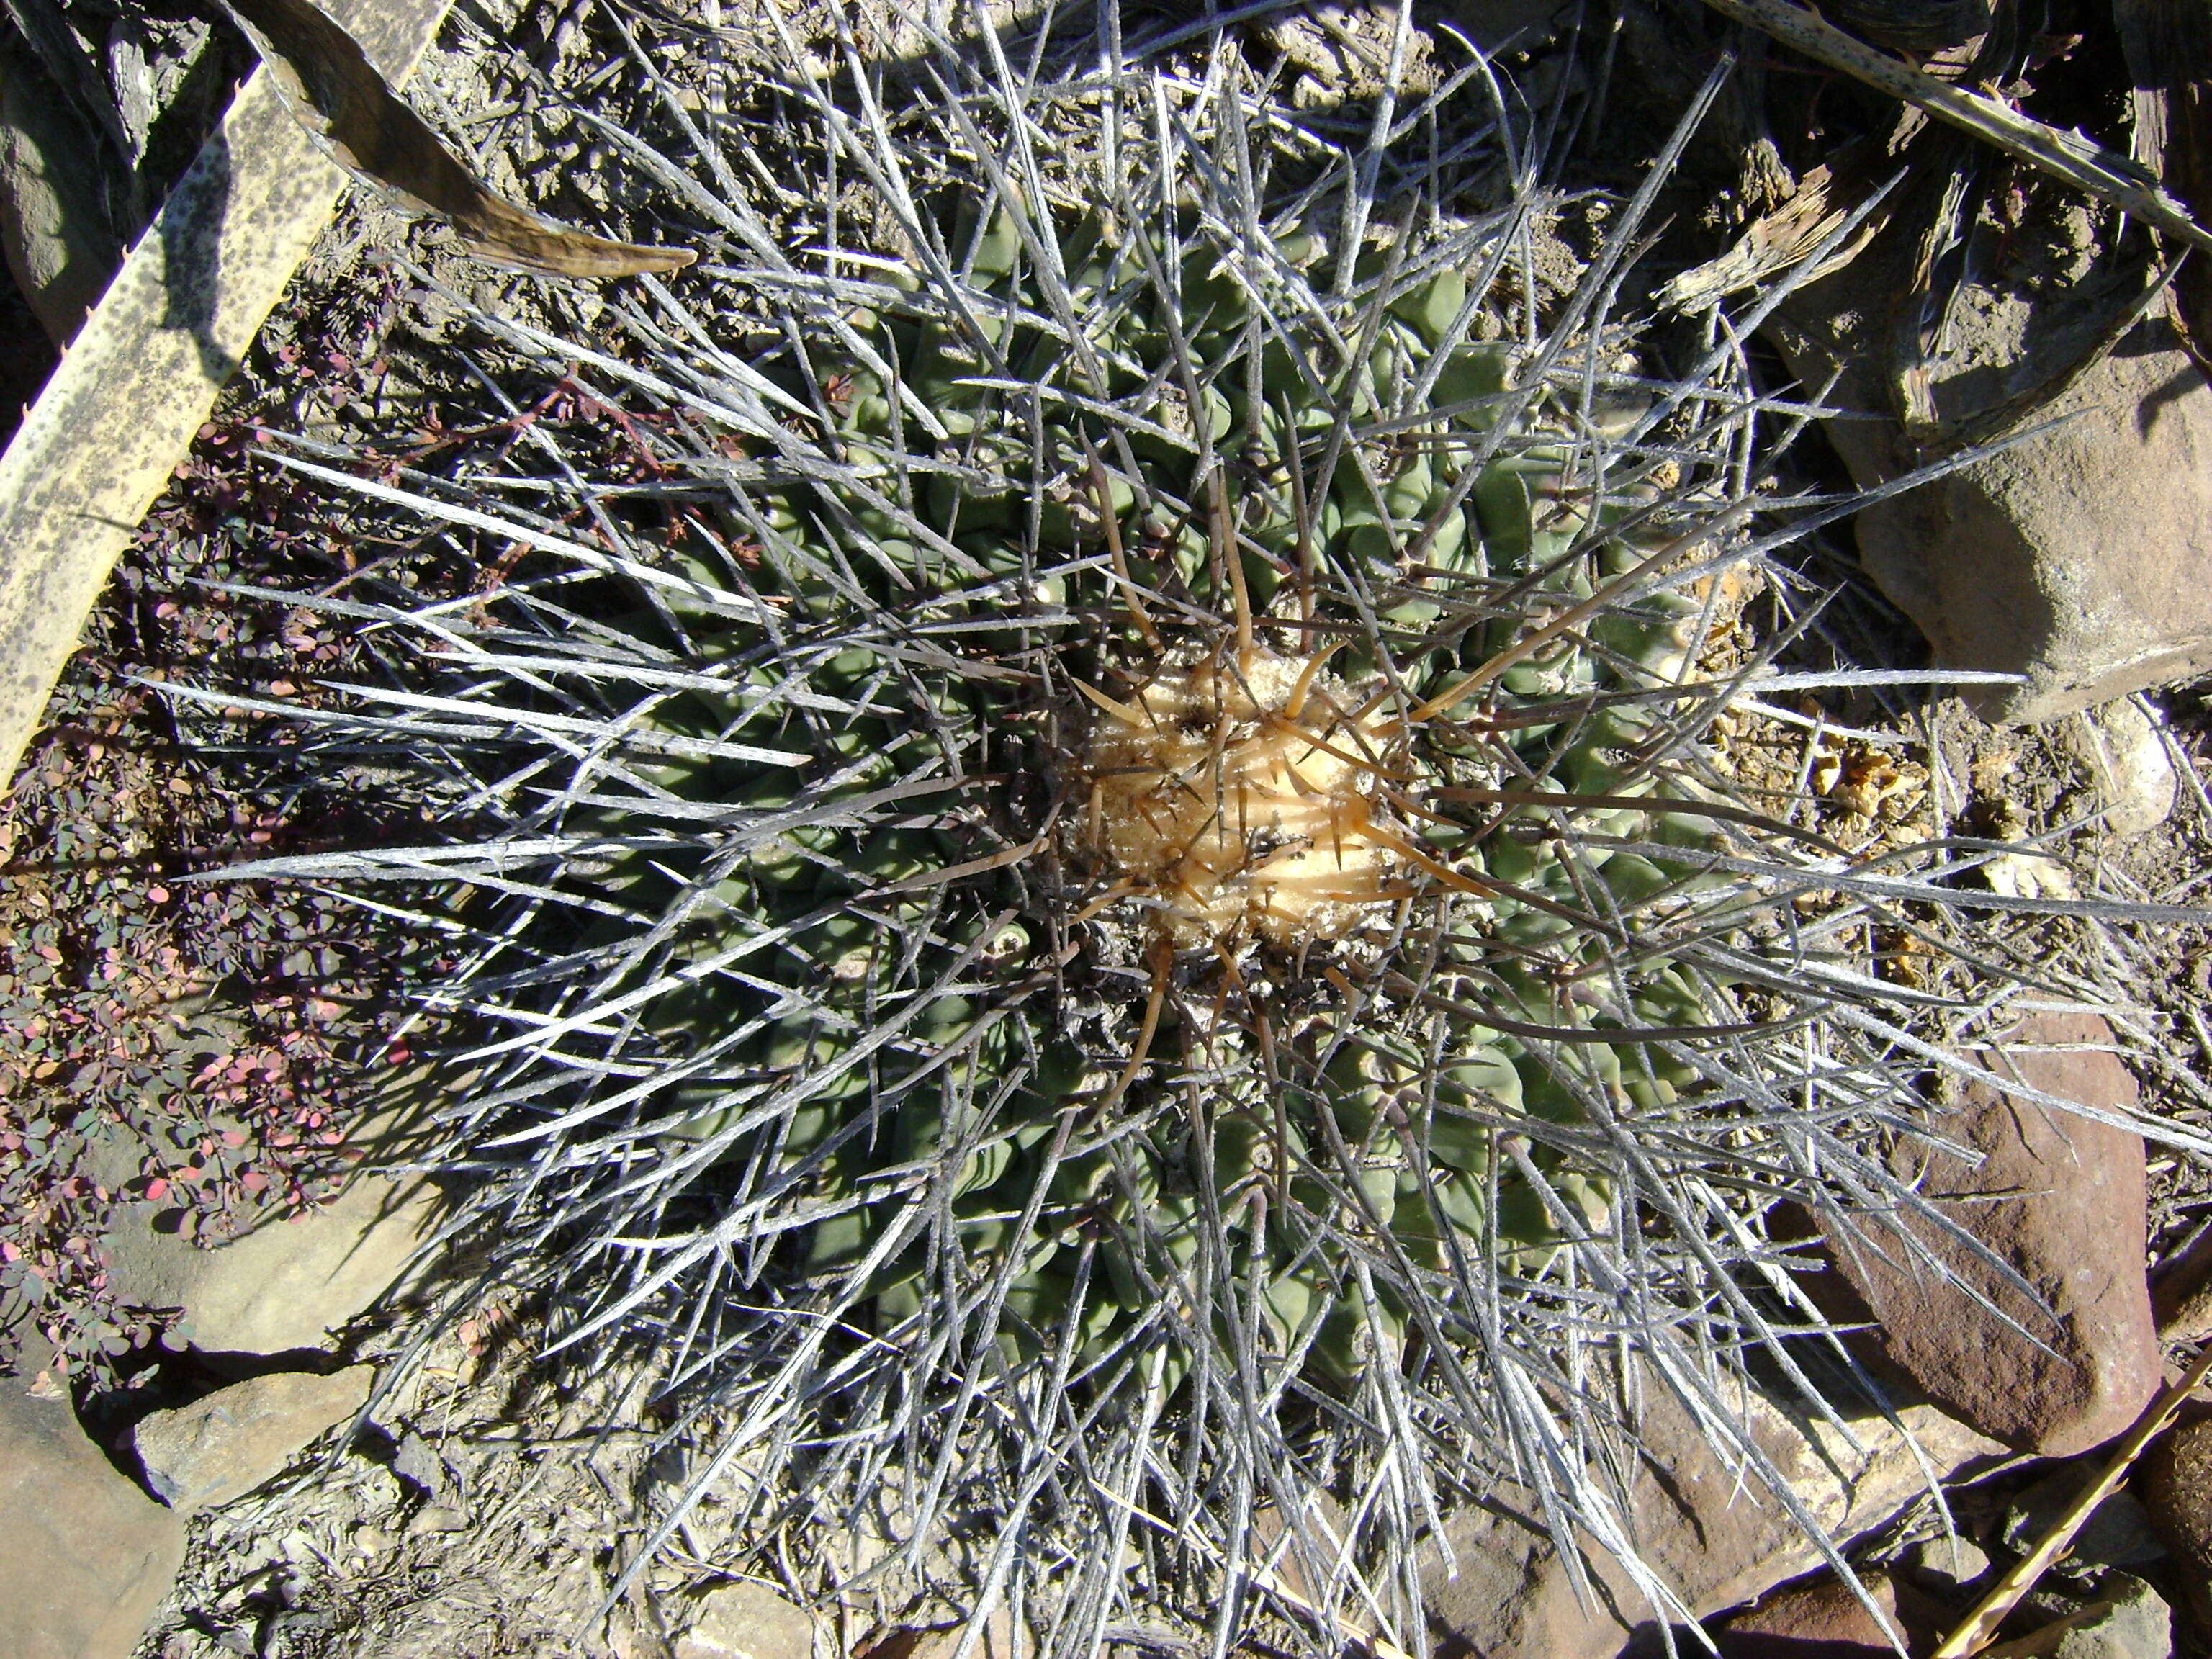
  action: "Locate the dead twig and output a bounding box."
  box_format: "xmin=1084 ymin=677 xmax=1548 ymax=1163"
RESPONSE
xmin=1930 ymin=1339 xmax=2212 ymax=1658
xmin=1694 ymin=0 xmax=2212 ymax=256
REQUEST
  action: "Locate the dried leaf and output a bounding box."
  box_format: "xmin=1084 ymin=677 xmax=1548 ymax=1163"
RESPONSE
xmin=1658 ymin=153 xmax=1897 ymax=313
xmin=217 ymin=0 xmax=694 ymax=279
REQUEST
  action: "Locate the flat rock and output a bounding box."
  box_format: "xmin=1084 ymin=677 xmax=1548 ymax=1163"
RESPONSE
xmin=1803 ymin=1010 xmax=2158 ymax=1457
xmin=1765 ymin=240 xmax=2212 ymax=725
xmin=675 ymin=1581 xmax=816 ymax=1659
xmin=1421 ymin=1380 xmax=2001 ymax=1659
xmin=103 ymin=1169 xmax=441 ymax=1355
xmin=0 ymin=1388 xmax=184 ymax=1659
xmin=1713 ymin=1568 xmax=1951 ymax=1657
xmin=131 ymin=1365 xmax=372 ymax=1513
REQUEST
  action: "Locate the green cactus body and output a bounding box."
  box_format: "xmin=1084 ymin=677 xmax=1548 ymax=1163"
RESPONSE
xmin=499 ymin=193 xmax=1754 ymax=1395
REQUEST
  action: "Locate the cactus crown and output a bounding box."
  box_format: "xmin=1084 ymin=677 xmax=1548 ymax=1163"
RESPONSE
xmin=188 ymin=9 xmax=2197 ymax=1653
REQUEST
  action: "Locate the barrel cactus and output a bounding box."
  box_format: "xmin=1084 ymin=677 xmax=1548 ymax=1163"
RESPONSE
xmin=195 ymin=9 xmax=2193 ymax=1653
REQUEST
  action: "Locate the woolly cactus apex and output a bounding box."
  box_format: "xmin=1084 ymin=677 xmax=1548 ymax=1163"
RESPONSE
xmin=184 ymin=9 xmax=2210 ymax=1655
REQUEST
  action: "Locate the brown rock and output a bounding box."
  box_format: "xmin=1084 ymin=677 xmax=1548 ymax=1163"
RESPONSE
xmin=1422 ymin=1383 xmax=2001 ymax=1659
xmin=0 ymin=1388 xmax=184 ymax=1659
xmin=2150 ymin=1222 xmax=2212 ymax=1347
xmin=2139 ymin=1414 xmax=2212 ymax=1612
xmin=132 ymin=1364 xmax=373 ymax=1513
xmin=1765 ymin=236 xmax=2212 ymax=725
xmin=1805 ymin=1011 xmax=2159 ymax=1457
xmin=1715 ymin=1568 xmax=1951 ymax=1657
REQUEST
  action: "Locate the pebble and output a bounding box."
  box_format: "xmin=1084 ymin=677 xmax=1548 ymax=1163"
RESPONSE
xmin=2064 ymin=700 xmax=2177 ymax=837
xmin=406 ymin=1503 xmax=469 ymax=1537
xmin=675 ymin=1580 xmax=817 ymax=1659
xmin=1900 ymin=1532 xmax=1992 ymax=1596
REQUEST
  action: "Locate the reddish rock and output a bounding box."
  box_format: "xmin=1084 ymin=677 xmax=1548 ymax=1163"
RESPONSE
xmin=0 ymin=1387 xmax=184 ymax=1659
xmin=1714 ymin=1569 xmax=1951 ymax=1658
xmin=1805 ymin=1011 xmax=2159 ymax=1458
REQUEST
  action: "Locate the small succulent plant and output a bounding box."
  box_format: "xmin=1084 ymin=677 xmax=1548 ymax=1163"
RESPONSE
xmin=197 ymin=10 xmax=2197 ymax=1651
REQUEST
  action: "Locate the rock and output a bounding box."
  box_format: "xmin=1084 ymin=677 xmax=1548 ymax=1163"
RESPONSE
xmin=1764 ymin=237 xmax=2212 ymax=725
xmin=2000 ymin=1468 xmax=2165 ymax=1574
xmin=0 ymin=1388 xmax=185 ymax=1659
xmin=2138 ymin=1415 xmax=2212 ymax=1599
xmin=2150 ymin=1223 xmax=2212 ymax=1347
xmin=131 ymin=1365 xmax=373 ymax=1513
xmin=1421 ymin=1382 xmax=2002 ymax=1659
xmin=2033 ymin=1573 xmax=2172 ymax=1659
xmin=1251 ymin=1494 xmax=1370 ymax=1639
xmin=405 ymin=1503 xmax=469 ymax=1537
xmin=1815 ymin=0 xmax=1992 ymax=53
xmin=0 ymin=27 xmax=122 ymax=343
xmin=905 ymin=1612 xmax=1026 ymax=1659
xmin=102 ymin=1169 xmax=442 ymax=1355
xmin=1713 ymin=1568 xmax=1951 ymax=1657
xmin=675 ymin=1581 xmax=816 ymax=1659
xmin=2063 ymin=700 xmax=2177 ymax=838
xmin=1899 ymin=1532 xmax=1992 ymax=1597
xmin=1802 ymin=1010 xmax=2159 ymax=1457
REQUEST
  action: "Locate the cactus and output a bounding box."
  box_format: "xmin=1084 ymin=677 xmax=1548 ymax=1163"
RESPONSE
xmin=191 ymin=10 xmax=2203 ymax=1653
